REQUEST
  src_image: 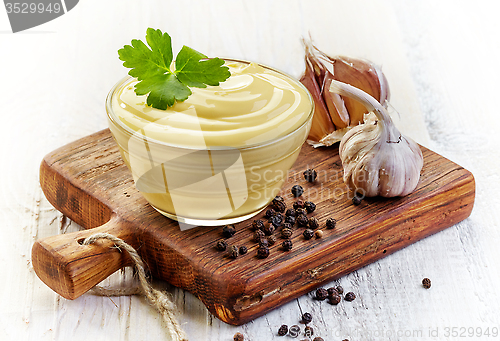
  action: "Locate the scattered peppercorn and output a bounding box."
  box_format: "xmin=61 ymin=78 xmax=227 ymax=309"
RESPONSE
xmin=285 ymin=208 xmax=296 ymax=217
xmin=303 ymin=169 xmax=318 ymax=182
xmin=422 ymin=278 xmax=431 ymax=289
xmin=282 ymin=239 xmax=293 ymax=251
xmin=335 ymin=285 xmax=344 ymax=295
xmin=291 ymin=185 xmax=304 ymax=197
xmin=289 ymin=325 xmax=301 ymax=337
xmin=315 ymin=288 xmax=328 ymax=301
xmin=253 ymin=230 xmax=265 ymax=242
xmin=308 ymin=217 xmax=319 ymax=229
xmin=303 ymin=229 xmax=314 ymax=240
xmin=239 ymin=245 xmax=248 ymax=255
xmin=315 ymin=230 xmax=324 ymax=238
xmin=327 ymin=287 xmax=337 ymax=297
xmin=263 ymin=223 xmax=275 ymax=235
xmin=313 ymin=338 xmax=324 ymax=341
xmin=259 ymin=238 xmax=269 ymax=248
xmin=257 ymin=246 xmax=270 ymax=258
xmin=304 ymin=326 xmax=314 ymax=336
xmin=285 ymin=215 xmax=296 ymax=225
xmin=228 ymin=245 xmax=239 ymax=259
xmin=273 ymin=200 xmax=286 ymax=213
xmin=304 ymin=201 xmax=316 ymax=213
xmin=352 ymin=195 xmax=362 ymax=206
xmin=281 ymin=227 xmax=293 ymax=239
xmin=252 ymin=219 xmax=265 ymax=231
xmin=278 ymin=324 xmax=288 ymax=336
xmin=233 ymin=332 xmax=244 ymax=341
xmin=222 ymin=224 xmax=236 ymax=238
xmin=215 ymin=240 xmax=227 ymax=251
xmin=264 ymin=208 xmax=276 ymax=219
xmin=293 ymin=200 xmax=304 ymax=210
xmin=273 ymin=195 xmax=284 ymax=203
xmin=301 ymin=312 xmax=312 ymax=324
xmin=270 ymin=214 xmax=283 ymax=227
xmin=267 ymin=235 xmax=277 ymax=246
xmin=295 ymin=208 xmax=307 ymax=216
xmin=328 ymin=293 xmax=341 ymax=305
xmin=325 ymin=218 xmax=337 ymax=229
xmin=344 ymin=292 xmax=356 ymax=302
xmin=296 ymin=215 xmax=309 ymax=227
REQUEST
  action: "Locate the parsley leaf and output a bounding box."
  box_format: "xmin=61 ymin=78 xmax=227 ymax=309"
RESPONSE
xmin=118 ymin=28 xmax=230 ymax=110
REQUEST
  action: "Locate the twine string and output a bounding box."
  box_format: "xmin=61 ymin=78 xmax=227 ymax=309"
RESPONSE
xmin=82 ymin=232 xmax=188 ymax=341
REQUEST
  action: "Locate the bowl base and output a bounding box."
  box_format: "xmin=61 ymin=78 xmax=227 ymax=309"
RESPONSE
xmin=151 ymin=205 xmax=266 ymax=228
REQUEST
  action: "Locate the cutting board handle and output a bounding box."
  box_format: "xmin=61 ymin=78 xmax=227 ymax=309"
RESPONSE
xmin=31 ymin=215 xmax=137 ymax=300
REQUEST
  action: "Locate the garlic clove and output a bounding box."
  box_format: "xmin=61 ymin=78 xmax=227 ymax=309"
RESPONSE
xmin=323 ymin=74 xmax=350 ymax=129
xmin=331 ymin=56 xmax=390 ymax=126
xmin=300 ymin=56 xmax=335 ymax=142
xmin=332 ymin=80 xmax=423 ymax=198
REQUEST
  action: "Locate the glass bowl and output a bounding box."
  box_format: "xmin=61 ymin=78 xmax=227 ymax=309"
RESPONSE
xmin=106 ymin=60 xmax=314 ymax=227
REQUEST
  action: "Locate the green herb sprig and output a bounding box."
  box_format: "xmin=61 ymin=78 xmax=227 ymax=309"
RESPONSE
xmin=118 ymin=28 xmax=231 ymax=110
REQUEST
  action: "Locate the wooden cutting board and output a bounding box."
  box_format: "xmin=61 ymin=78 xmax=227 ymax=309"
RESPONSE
xmin=32 ymin=129 xmax=475 ymax=326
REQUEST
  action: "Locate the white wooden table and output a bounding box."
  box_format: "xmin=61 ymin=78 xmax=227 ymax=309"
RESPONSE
xmin=1 ymin=1 xmax=499 ymax=340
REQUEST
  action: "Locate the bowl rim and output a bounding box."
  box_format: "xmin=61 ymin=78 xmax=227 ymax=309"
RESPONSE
xmin=106 ymin=58 xmax=315 ymax=151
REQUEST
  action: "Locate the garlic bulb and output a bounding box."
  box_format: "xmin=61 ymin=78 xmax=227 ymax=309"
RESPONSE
xmin=300 ymin=38 xmax=390 ymax=146
xmin=330 ymin=80 xmax=424 ymax=197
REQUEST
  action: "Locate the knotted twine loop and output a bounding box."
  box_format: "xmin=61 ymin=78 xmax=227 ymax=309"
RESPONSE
xmin=82 ymin=232 xmax=188 ymax=341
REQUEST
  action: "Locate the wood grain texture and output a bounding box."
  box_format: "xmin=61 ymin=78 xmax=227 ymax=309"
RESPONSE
xmin=32 ymin=128 xmax=474 ymax=325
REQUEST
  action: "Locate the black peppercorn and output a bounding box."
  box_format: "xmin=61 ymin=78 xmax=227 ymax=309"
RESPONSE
xmin=282 ymin=239 xmax=293 ymax=251
xmin=335 ymin=285 xmax=344 ymax=295
xmin=301 ymin=312 xmax=312 ymax=324
xmin=285 ymin=208 xmax=296 ymax=217
xmin=263 ymin=223 xmax=275 ymax=236
xmin=328 ymin=293 xmax=341 ymax=305
xmin=352 ymin=195 xmax=362 ymax=206
xmin=252 ymin=219 xmax=265 ymax=231
xmin=270 ymin=213 xmax=283 ymax=227
xmin=267 ymin=235 xmax=277 ymax=246
xmin=277 ymin=324 xmax=288 ymax=336
xmin=259 ymin=238 xmax=269 ymax=248
xmin=264 ymin=208 xmax=276 ymax=219
xmin=295 ymin=208 xmax=306 ymax=216
xmin=315 ymin=288 xmax=328 ymax=301
xmin=233 ymin=332 xmax=244 ymax=341
xmin=253 ymin=230 xmax=265 ymax=242
xmin=303 ymin=229 xmax=314 ymax=240
xmin=281 ymin=222 xmax=292 ymax=230
xmin=313 ymin=338 xmax=324 ymax=341
xmin=228 ymin=245 xmax=239 ymax=259
xmin=273 ymin=195 xmax=284 ymax=203
xmin=344 ymin=292 xmax=356 ymax=302
xmin=257 ymin=246 xmax=270 ymax=258
xmin=281 ymin=227 xmax=293 ymax=239
xmin=291 ymin=185 xmax=304 ymax=197
xmin=293 ymin=200 xmax=304 ymax=210
xmin=222 ymin=224 xmax=236 ymax=238
xmin=422 ymin=278 xmax=431 ymax=289
xmin=304 ymin=201 xmax=316 ymax=213
xmin=215 ymin=240 xmax=227 ymax=251
xmin=285 ymin=215 xmax=296 ymax=225
xmin=304 ymin=325 xmax=314 ymax=336
xmin=239 ymin=245 xmax=248 ymax=255
xmin=325 ymin=218 xmax=337 ymax=229
xmin=308 ymin=217 xmax=319 ymax=229
xmin=272 ymin=200 xmax=286 ymax=213
xmin=303 ymin=169 xmax=317 ymax=182
xmin=327 ymin=287 xmax=337 ymax=297
xmin=296 ymin=215 xmax=309 ymax=227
